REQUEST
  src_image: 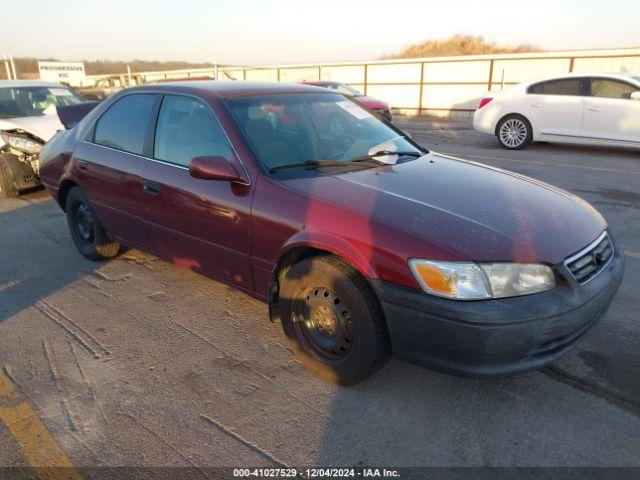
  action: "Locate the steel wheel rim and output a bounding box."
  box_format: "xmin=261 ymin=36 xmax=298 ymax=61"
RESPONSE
xmin=499 ymin=119 xmax=528 ymax=147
xmin=292 ymin=286 xmax=355 ymax=363
xmin=74 ymin=202 xmax=95 ymax=244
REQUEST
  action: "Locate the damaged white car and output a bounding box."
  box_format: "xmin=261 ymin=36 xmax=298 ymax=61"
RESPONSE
xmin=0 ymin=80 xmax=86 ymax=198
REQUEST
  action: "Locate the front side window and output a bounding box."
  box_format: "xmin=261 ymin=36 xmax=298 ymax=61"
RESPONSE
xmin=93 ymin=93 xmax=158 ymax=155
xmin=0 ymin=86 xmax=85 ymax=119
xmin=528 ymin=79 xmax=584 ymax=96
xmin=590 ymin=79 xmax=637 ymax=99
xmin=154 ymin=95 xmax=232 ymax=167
xmin=226 ymin=93 xmax=421 ymax=173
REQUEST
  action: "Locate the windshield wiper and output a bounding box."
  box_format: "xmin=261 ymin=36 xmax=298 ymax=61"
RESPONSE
xmin=350 ymin=150 xmax=424 ymax=163
xmin=270 ymin=159 xmax=381 ymax=173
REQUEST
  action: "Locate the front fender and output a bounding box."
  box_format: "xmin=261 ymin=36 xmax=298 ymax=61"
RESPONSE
xmin=278 ymin=229 xmax=378 ymax=279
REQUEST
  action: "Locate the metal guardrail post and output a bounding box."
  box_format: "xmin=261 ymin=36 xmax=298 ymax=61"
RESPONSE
xmin=418 ymin=62 xmax=425 ymax=115
xmin=488 ymin=59 xmax=494 ymax=91
xmin=364 ymin=64 xmax=368 ymax=95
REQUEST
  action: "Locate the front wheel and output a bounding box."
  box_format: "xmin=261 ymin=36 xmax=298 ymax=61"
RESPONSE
xmin=278 ymin=255 xmax=390 ymax=385
xmin=496 ymin=114 xmax=532 ymax=150
xmin=66 ymin=187 xmax=120 ymax=260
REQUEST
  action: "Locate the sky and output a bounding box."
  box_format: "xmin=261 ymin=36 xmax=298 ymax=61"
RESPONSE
xmin=1 ymin=0 xmax=638 ymax=65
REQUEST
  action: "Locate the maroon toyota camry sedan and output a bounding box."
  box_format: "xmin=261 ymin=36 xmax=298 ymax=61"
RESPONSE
xmin=39 ymin=81 xmax=624 ymax=385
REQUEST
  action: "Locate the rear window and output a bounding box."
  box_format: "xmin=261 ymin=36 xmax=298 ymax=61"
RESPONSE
xmin=93 ymin=94 xmax=158 ymax=155
xmin=528 ymin=79 xmax=584 ymax=96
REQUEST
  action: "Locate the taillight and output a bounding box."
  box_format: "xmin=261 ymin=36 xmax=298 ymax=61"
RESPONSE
xmin=478 ymin=97 xmax=493 ymax=109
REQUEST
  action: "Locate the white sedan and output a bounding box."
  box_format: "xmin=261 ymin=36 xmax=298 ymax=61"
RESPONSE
xmin=0 ymin=80 xmax=86 ymax=198
xmin=473 ymin=73 xmax=640 ymax=150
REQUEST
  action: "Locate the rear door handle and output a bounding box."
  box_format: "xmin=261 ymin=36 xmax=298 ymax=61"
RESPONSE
xmin=530 ymin=103 xmax=543 ymax=108
xmin=143 ymin=181 xmax=160 ymax=196
xmin=587 ymin=105 xmax=600 ymax=112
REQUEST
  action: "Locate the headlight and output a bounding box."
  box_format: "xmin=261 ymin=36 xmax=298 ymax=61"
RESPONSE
xmin=1 ymin=131 xmax=42 ymax=154
xmin=408 ymin=259 xmax=556 ymax=300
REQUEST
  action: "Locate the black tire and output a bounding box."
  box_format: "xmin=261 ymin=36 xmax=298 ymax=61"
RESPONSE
xmin=65 ymin=187 xmax=120 ymax=260
xmin=0 ymin=156 xmax=18 ymax=199
xmin=496 ymin=114 xmax=533 ymax=150
xmin=278 ymin=255 xmax=390 ymax=385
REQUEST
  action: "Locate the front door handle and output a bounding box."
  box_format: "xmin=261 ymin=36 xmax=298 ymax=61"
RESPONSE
xmin=530 ymin=103 xmax=543 ymax=108
xmin=587 ymin=104 xmax=600 ymax=112
xmin=143 ymin=181 xmax=160 ymax=196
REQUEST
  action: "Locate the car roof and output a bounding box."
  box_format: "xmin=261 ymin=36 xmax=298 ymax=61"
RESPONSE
xmin=0 ymin=80 xmax=68 ymax=88
xmin=133 ymin=81 xmax=330 ymax=98
xmin=303 ymin=81 xmax=339 ymax=86
xmin=523 ymin=72 xmax=640 ymax=86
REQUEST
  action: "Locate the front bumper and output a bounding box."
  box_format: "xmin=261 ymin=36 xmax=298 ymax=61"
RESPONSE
xmin=0 ymin=151 xmax=40 ymax=191
xmin=372 ymin=244 xmax=625 ymax=378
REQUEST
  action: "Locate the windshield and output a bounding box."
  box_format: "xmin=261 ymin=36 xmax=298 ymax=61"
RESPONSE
xmin=0 ymin=86 xmax=85 ymax=118
xmin=226 ymin=93 xmax=422 ymax=173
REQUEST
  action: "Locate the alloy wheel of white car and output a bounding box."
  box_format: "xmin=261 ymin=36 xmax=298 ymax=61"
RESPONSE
xmin=497 ymin=116 xmax=532 ymax=149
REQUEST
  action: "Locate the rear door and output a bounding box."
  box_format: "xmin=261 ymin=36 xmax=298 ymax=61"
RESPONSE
xmin=582 ymin=77 xmax=640 ymax=144
xmin=140 ymin=94 xmax=254 ymax=290
xmin=526 ymin=78 xmax=587 ymax=138
xmin=74 ymin=93 xmax=160 ymax=248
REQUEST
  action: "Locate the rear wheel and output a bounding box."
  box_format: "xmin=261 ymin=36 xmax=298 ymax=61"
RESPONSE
xmin=0 ymin=156 xmax=18 ymax=199
xmin=496 ymin=114 xmax=532 ymax=150
xmin=278 ymin=255 xmax=390 ymax=385
xmin=66 ymin=187 xmax=120 ymax=260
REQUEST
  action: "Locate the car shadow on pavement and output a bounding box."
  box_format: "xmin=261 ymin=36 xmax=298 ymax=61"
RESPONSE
xmin=311 ymin=356 xmax=640 ymax=469
xmin=0 ymin=198 xmax=104 ymax=324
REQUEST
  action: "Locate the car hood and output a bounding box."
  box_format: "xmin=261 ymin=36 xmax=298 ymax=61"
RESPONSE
xmin=0 ymin=114 xmax=63 ymax=144
xmin=354 ymin=96 xmax=389 ymax=110
xmin=282 ymin=152 xmax=606 ymax=264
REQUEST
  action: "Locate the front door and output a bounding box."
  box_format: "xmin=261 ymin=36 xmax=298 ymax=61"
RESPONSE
xmin=582 ymin=77 xmax=640 ymax=144
xmin=140 ymin=94 xmax=254 ymax=290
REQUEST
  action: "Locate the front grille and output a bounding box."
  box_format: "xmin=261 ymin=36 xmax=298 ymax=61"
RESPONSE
xmin=565 ymin=232 xmax=613 ymax=284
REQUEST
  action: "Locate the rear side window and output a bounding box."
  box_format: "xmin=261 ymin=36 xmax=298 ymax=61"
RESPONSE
xmin=154 ymin=95 xmax=232 ymax=167
xmin=590 ymin=79 xmax=637 ymax=99
xmin=528 ymin=79 xmax=584 ymax=96
xmin=93 ymin=94 xmax=158 ymax=155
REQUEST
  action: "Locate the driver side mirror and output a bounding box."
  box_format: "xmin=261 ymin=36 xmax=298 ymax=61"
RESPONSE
xmin=189 ymin=156 xmax=241 ymax=182
xmin=631 ymin=91 xmax=640 ymax=101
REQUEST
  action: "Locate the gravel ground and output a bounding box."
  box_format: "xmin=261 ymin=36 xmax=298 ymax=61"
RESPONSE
xmin=0 ymin=118 xmax=639 ymax=477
